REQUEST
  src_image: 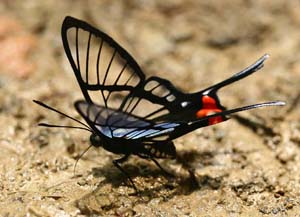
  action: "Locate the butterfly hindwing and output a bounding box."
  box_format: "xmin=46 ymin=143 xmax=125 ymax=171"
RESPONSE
xmin=119 ymin=76 xmax=189 ymax=121
xmin=119 ymin=54 xmax=274 ymax=141
xmin=110 ymin=56 xmax=275 ymax=142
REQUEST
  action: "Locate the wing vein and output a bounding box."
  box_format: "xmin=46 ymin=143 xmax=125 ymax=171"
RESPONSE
xmin=127 ymin=97 xmax=142 ymax=115
xmin=75 ymin=28 xmax=80 ymax=73
xmin=143 ymin=107 xmax=167 ymax=119
xmin=96 ymin=38 xmax=103 ymax=85
xmin=124 ymin=70 xmax=135 ymax=86
xmin=102 ymin=48 xmax=117 ymax=86
xmin=114 ymin=62 xmax=128 ymax=85
xmin=86 ymin=32 xmax=92 ymax=84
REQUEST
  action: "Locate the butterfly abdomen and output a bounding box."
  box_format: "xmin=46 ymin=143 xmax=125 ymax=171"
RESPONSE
xmin=141 ymin=142 xmax=176 ymax=159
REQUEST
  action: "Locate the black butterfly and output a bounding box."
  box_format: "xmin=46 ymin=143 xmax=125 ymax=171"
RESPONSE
xmin=34 ymin=16 xmax=285 ymax=191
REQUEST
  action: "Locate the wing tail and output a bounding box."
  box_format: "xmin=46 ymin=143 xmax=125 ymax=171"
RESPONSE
xmin=199 ymin=54 xmax=269 ymax=95
xmin=190 ymin=54 xmax=270 ymax=124
xmin=168 ymin=100 xmax=285 ymax=140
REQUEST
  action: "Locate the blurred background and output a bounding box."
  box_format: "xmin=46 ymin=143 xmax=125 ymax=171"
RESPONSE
xmin=0 ymin=0 xmax=300 ymax=216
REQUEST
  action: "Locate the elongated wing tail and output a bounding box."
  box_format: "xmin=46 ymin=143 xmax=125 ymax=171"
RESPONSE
xmin=133 ymin=101 xmax=285 ymax=142
xmin=199 ymin=54 xmax=269 ymax=96
xmin=187 ymin=54 xmax=271 ymax=124
xmin=169 ymin=101 xmax=285 ymax=140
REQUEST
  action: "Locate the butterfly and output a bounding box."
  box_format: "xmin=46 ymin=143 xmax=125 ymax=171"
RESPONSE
xmin=34 ymin=16 xmax=285 ymax=191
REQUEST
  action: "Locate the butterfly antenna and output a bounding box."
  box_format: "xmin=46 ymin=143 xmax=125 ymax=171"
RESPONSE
xmin=200 ymin=54 xmax=269 ymax=95
xmin=33 ymin=100 xmax=92 ymax=130
xmin=38 ymin=123 xmax=92 ymax=132
xmin=73 ymin=144 xmax=93 ymax=176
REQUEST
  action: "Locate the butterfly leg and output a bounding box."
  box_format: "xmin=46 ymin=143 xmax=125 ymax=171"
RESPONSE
xmin=112 ymin=154 xmax=138 ymax=191
xmin=151 ymin=158 xmax=175 ymax=178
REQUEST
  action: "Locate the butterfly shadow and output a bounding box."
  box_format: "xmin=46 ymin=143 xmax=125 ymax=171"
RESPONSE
xmin=90 ymin=158 xmax=180 ymax=194
xmin=87 ymin=148 xmax=230 ymax=198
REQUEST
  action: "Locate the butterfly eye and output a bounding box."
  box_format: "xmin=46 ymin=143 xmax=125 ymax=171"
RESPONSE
xmin=90 ymin=134 xmax=102 ymax=147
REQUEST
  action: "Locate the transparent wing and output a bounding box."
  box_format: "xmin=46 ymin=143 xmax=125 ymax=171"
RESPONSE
xmin=62 ymin=16 xmax=145 ymax=109
xmin=119 ymin=76 xmax=187 ymax=121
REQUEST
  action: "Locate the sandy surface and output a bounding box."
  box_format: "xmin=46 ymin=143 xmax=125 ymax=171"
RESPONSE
xmin=0 ymin=1 xmax=300 ymax=216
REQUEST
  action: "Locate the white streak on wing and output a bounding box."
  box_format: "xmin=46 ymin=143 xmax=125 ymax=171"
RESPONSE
xmin=127 ymin=129 xmax=159 ymax=139
xmin=154 ymin=122 xmax=180 ymax=128
xmin=125 ymin=129 xmax=146 ymax=139
xmin=96 ymin=125 xmax=112 ymax=138
xmin=129 ymin=122 xmax=178 ymax=139
xmin=95 ymin=122 xmax=178 ymax=139
xmin=96 ymin=125 xmax=140 ymax=138
xmin=145 ymin=128 xmax=174 ymax=138
xmin=113 ymin=128 xmax=137 ymax=137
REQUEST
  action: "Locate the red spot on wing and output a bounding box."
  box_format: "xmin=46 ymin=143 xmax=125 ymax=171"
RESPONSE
xmin=196 ymin=95 xmax=224 ymax=125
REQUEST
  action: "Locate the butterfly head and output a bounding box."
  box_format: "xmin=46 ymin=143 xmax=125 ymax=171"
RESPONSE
xmin=90 ymin=134 xmax=103 ymax=147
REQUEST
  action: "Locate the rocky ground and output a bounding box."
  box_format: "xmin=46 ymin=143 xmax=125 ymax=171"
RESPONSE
xmin=0 ymin=1 xmax=300 ymax=216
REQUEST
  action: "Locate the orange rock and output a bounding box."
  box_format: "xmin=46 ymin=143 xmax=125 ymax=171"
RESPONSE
xmin=0 ymin=16 xmax=36 ymax=78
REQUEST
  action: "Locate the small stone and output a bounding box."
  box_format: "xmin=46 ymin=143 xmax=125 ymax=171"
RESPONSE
xmin=274 ymin=190 xmax=285 ymax=198
xmin=276 ymin=143 xmax=296 ymax=163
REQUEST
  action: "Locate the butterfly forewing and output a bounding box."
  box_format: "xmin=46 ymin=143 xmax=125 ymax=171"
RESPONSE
xmin=62 ymin=17 xmax=145 ymax=109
